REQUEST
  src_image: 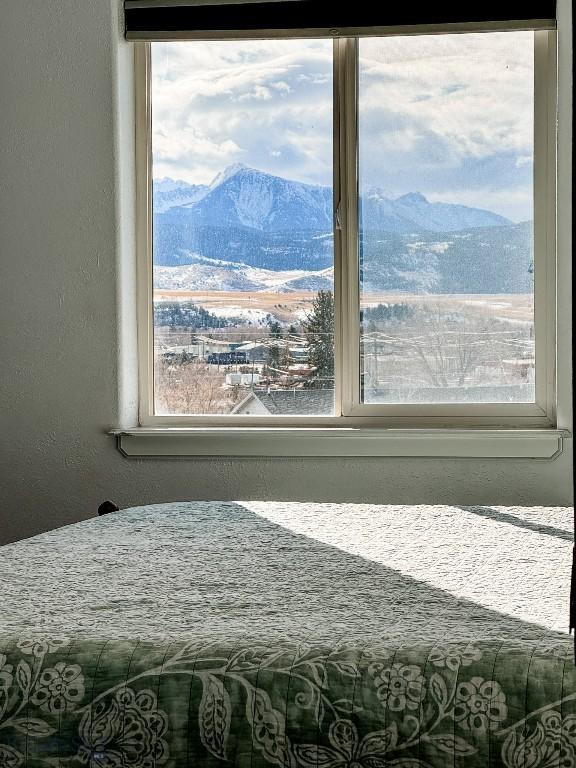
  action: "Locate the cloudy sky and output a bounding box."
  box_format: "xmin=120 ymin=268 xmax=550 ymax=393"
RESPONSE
xmin=151 ymin=32 xmax=534 ymax=221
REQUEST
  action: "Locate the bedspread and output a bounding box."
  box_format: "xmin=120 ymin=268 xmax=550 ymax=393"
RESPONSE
xmin=0 ymin=501 xmax=572 ymax=768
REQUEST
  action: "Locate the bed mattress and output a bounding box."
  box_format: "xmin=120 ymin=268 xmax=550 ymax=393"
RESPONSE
xmin=0 ymin=501 xmax=572 ymax=768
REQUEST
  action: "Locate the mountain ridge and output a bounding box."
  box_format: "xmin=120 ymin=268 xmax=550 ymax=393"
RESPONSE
xmin=153 ymin=221 xmax=533 ymax=295
xmin=154 ymin=164 xmax=511 ymax=234
xmin=151 ymin=166 xmax=531 ymax=294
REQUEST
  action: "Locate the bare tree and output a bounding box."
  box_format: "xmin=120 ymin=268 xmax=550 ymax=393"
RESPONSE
xmin=154 ymin=357 xmax=239 ymax=415
xmin=408 ymin=308 xmax=506 ymax=388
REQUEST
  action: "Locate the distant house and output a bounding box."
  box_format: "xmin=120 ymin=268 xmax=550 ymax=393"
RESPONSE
xmin=233 ymin=341 xmax=269 ymax=362
xmin=231 ymin=389 xmax=334 ymax=415
xmin=194 ymin=337 xmax=242 ymax=356
xmin=160 ymin=344 xmax=202 ymax=362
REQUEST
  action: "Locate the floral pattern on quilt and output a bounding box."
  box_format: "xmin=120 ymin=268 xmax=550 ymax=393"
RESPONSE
xmin=76 ymin=687 xmax=169 ymax=768
xmin=0 ymin=635 xmax=573 ymax=768
xmin=502 ymin=711 xmax=576 ymax=768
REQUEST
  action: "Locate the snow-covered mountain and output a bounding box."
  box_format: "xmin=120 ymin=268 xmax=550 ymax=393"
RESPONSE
xmin=154 ymin=254 xmax=334 ymax=293
xmin=360 ymin=223 xmax=533 ymax=294
xmin=154 ymin=165 xmax=510 ymax=233
xmin=153 ymin=178 xmax=208 ymax=213
xmin=153 ymin=222 xmax=533 ymax=295
xmin=151 ymin=165 xmax=531 ymax=294
xmin=361 ymin=191 xmax=510 ymax=233
xmin=180 ymin=166 xmax=333 ymax=231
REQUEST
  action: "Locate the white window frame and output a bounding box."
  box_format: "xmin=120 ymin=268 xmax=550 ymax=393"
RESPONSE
xmin=134 ymin=26 xmax=558 ymax=431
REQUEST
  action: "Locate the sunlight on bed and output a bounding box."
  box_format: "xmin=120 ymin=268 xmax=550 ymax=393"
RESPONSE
xmin=242 ymin=502 xmax=571 ymax=633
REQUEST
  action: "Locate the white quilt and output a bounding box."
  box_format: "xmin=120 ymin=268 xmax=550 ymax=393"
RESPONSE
xmin=0 ymin=502 xmax=571 ymax=650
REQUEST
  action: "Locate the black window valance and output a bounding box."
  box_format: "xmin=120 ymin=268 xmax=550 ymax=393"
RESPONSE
xmin=124 ymin=0 xmax=557 ymax=40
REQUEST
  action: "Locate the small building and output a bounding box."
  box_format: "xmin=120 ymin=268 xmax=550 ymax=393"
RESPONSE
xmin=194 ymin=337 xmax=240 ymax=357
xmin=234 ymin=341 xmax=269 ymax=362
xmin=160 ymin=344 xmax=201 ymax=361
xmin=225 ymin=372 xmax=261 ymax=386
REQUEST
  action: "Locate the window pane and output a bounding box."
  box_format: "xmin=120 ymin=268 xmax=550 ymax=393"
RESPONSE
xmin=358 ymin=32 xmax=535 ymax=404
xmin=151 ymin=40 xmax=334 ymax=416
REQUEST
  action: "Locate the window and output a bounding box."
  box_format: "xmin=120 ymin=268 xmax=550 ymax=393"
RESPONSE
xmin=135 ymin=27 xmax=557 ymax=428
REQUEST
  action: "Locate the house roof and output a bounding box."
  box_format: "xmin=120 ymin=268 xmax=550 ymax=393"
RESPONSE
xmin=233 ymin=389 xmax=334 ymax=415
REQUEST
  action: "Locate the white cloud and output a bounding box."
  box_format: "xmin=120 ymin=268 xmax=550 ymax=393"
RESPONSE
xmin=427 ymin=186 xmax=533 ymax=222
xmin=151 ymin=40 xmax=333 ymax=185
xmin=237 ymin=85 xmax=273 ymax=101
xmin=151 ymin=32 xmax=535 ymax=219
xmin=359 ymin=32 xmax=533 ymax=161
xmin=271 ymin=81 xmax=292 ymax=93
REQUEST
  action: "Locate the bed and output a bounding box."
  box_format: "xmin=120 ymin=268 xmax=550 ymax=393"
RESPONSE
xmin=0 ymin=501 xmax=572 ymax=768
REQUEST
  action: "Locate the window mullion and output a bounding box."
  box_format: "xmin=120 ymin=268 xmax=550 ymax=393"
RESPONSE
xmin=332 ymin=38 xmax=343 ymax=418
xmin=532 ymin=29 xmax=557 ymax=421
xmin=137 ymin=41 xmax=154 ymax=424
xmin=336 ymin=36 xmax=360 ymax=417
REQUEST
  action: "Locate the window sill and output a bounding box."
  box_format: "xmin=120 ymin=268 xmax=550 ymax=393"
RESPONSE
xmin=111 ymin=427 xmax=568 ymax=459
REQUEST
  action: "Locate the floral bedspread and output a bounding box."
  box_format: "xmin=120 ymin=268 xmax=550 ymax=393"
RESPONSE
xmin=0 ymin=502 xmax=572 ymax=767
xmin=0 ymin=636 xmax=573 ymax=768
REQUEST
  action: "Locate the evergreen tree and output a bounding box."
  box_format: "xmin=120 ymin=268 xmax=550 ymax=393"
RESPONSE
xmin=303 ymin=290 xmax=334 ymax=388
xmin=266 ymin=319 xmax=282 ymax=372
xmin=280 ymin=345 xmax=292 ymax=370
xmin=268 ymin=320 xmax=282 ymax=338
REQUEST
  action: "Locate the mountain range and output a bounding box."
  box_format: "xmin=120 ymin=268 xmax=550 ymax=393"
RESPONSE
xmin=152 ymin=165 xmax=532 ymax=294
xmin=154 ymin=164 xmax=509 ymax=233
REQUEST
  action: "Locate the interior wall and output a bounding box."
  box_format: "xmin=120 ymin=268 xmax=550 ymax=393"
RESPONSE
xmin=0 ymin=0 xmax=572 ymax=547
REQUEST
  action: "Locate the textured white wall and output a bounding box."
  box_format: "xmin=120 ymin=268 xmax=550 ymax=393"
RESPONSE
xmin=0 ymin=0 xmax=572 ymax=546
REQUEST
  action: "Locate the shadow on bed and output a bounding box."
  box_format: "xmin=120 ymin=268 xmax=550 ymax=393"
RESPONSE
xmin=2 ymin=500 xmax=569 ymax=647
xmin=456 ymin=504 xmax=572 ymax=541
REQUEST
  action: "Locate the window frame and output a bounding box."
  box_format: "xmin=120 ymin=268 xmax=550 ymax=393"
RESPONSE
xmin=134 ymin=27 xmax=558 ymax=430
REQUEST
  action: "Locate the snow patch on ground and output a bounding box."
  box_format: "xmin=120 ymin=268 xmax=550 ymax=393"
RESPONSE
xmin=407 ymin=241 xmax=451 ymax=254
xmin=154 ymin=260 xmax=334 ymax=293
xmin=208 ymin=306 xmax=273 ymax=323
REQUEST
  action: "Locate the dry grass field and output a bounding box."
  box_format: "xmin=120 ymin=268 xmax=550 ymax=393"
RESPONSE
xmin=154 ymin=289 xmax=533 ymax=325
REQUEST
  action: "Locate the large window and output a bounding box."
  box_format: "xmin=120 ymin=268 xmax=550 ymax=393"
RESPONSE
xmin=136 ymin=28 xmax=557 ymax=427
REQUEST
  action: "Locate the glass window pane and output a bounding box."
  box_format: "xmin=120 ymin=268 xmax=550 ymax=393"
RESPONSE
xmin=151 ymin=40 xmax=334 ymax=415
xmin=358 ymin=32 xmax=535 ymax=405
